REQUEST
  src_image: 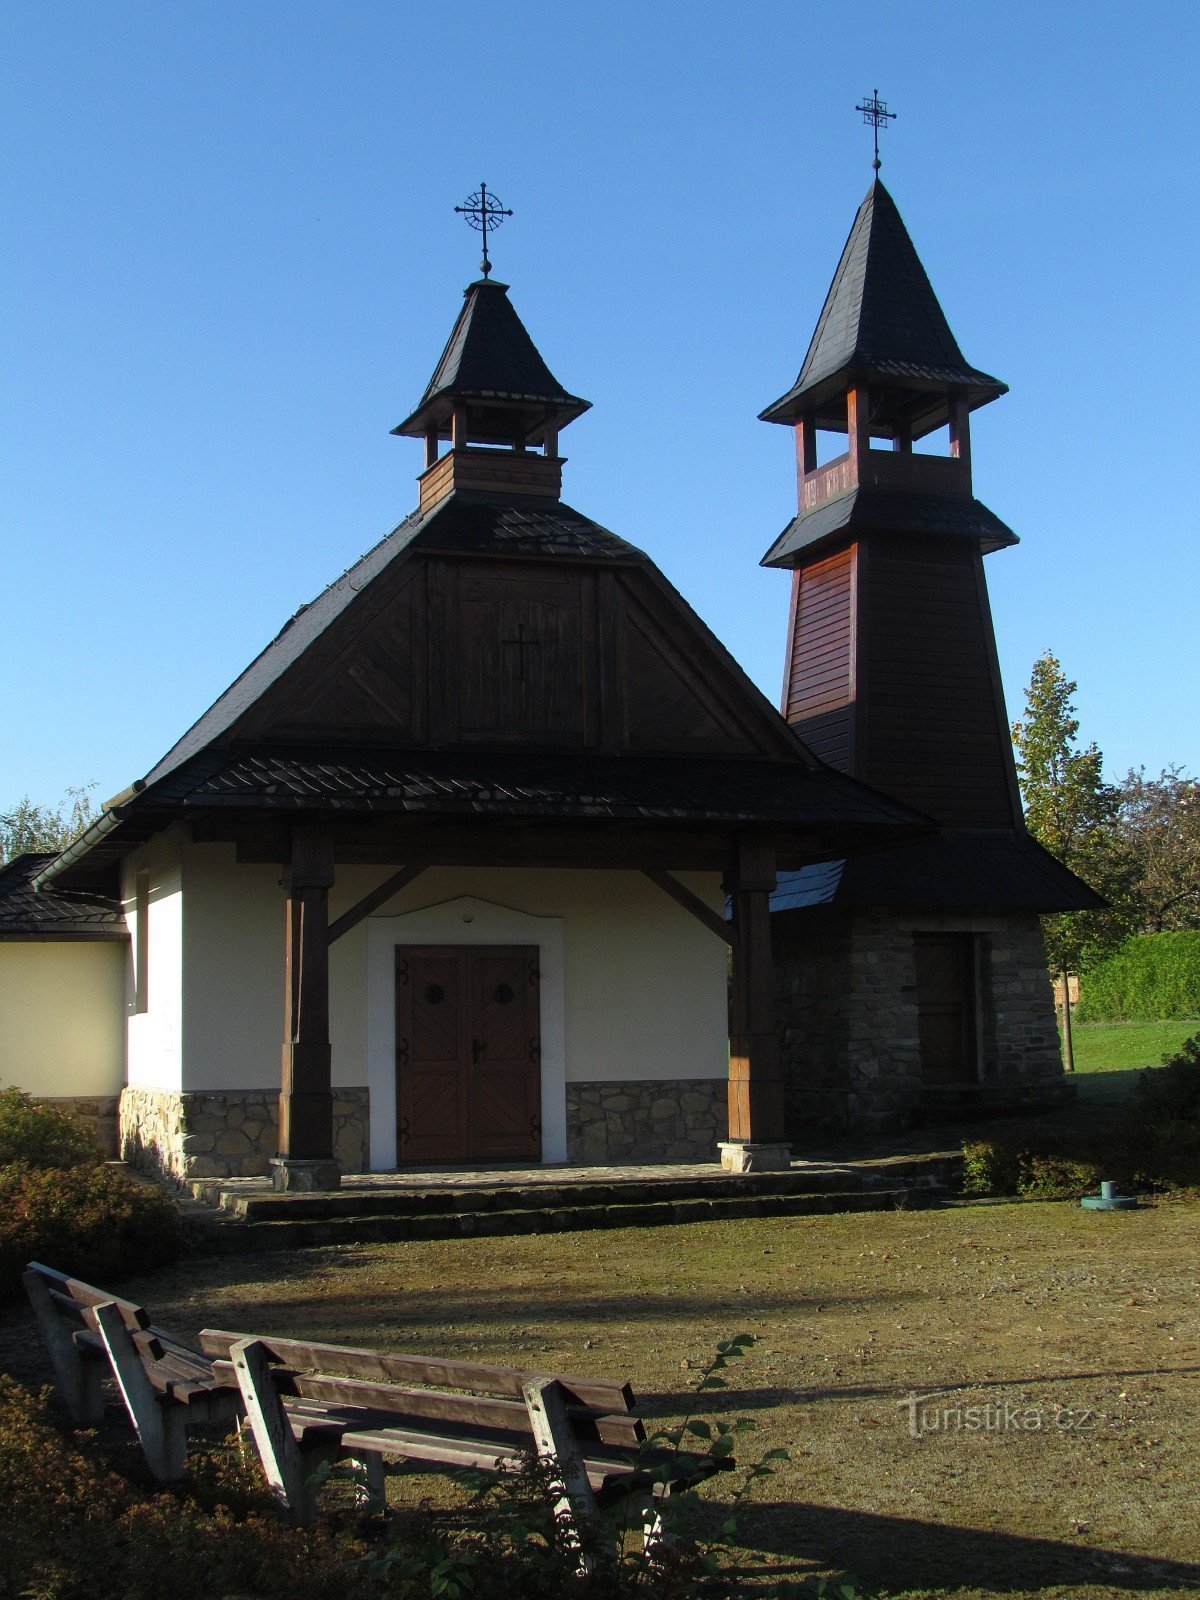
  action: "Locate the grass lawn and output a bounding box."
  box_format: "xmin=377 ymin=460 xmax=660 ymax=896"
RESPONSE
xmin=1068 ymin=1019 xmax=1199 ymax=1105
xmin=4 ymin=1200 xmax=1200 ymax=1599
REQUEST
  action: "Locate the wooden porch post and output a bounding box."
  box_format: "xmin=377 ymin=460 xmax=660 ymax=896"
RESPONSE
xmin=274 ymin=825 xmax=340 ymax=1191
xmin=720 ymin=835 xmax=791 ymax=1173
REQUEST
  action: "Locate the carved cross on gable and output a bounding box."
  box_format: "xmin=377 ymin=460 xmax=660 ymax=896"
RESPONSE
xmin=503 ymin=621 xmax=543 ymax=682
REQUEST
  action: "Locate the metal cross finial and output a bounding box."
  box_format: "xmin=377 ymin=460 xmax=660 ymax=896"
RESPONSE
xmin=454 ymin=182 xmax=513 ymax=279
xmin=856 ymin=89 xmax=897 ymax=172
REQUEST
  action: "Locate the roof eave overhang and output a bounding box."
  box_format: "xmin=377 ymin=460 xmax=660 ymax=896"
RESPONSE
xmin=759 ymin=364 xmax=1008 ymax=433
xmin=392 ymin=391 xmax=592 ymax=443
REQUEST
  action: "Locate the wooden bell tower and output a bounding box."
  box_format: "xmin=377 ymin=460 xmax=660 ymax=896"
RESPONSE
xmin=760 ymin=179 xmax=1024 ymax=831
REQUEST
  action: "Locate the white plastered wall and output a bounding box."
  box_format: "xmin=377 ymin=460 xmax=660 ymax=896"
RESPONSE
xmin=122 ymin=825 xmax=186 ymax=1090
xmin=162 ymin=842 xmax=728 ymax=1165
xmin=0 ymin=941 xmax=127 ymax=1097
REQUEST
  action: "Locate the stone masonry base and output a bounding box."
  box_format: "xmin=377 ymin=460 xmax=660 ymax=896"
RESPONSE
xmin=566 ymin=1079 xmax=727 ymax=1163
xmin=775 ymin=907 xmax=1065 ymax=1136
xmin=119 ymin=1086 xmax=370 ymax=1185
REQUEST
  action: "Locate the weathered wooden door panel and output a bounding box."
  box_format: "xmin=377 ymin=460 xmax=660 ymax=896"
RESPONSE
xmin=472 ymin=949 xmax=541 ymax=1161
xmin=914 ymin=933 xmax=977 ymax=1086
xmin=396 ymin=949 xmax=470 ymax=1163
xmin=395 ymin=945 xmax=541 ymax=1166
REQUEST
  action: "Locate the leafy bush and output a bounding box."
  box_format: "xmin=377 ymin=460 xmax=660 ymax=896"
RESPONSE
xmin=961 ymin=1133 xmax=1105 ymax=1199
xmin=0 ymin=1161 xmax=181 ymax=1299
xmin=0 ymin=1085 xmax=99 ymax=1168
xmin=962 ymin=1038 xmax=1200 ymax=1199
xmin=1132 ymin=1032 xmax=1200 ymax=1122
xmin=0 ymin=1375 xmax=355 ymax=1600
xmin=1075 ymin=931 xmax=1200 ymax=1022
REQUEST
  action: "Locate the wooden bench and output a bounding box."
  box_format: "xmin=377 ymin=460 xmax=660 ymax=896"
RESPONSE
xmin=200 ymin=1328 xmax=724 ymax=1555
xmin=23 ymin=1262 xmax=241 ymax=1482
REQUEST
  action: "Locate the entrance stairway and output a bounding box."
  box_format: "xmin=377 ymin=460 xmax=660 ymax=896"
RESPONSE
xmin=185 ymin=1152 xmax=961 ymax=1253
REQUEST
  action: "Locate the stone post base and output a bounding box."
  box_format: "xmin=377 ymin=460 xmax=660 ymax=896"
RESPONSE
xmin=270 ymin=1157 xmax=342 ymax=1193
xmin=718 ymin=1140 xmax=793 ymax=1173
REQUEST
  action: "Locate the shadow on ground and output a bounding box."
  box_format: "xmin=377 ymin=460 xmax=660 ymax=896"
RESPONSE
xmin=710 ymin=1498 xmax=1200 ymax=1594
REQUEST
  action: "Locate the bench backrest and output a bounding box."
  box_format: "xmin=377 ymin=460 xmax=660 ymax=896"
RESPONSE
xmin=199 ymin=1329 xmax=645 ymax=1449
xmin=25 ymin=1260 xmax=215 ymax=1388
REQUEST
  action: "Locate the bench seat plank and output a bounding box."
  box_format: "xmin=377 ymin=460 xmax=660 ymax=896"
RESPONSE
xmin=207 ymin=1358 xmax=644 ymax=1447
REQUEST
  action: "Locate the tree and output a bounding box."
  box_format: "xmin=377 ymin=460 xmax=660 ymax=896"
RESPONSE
xmin=0 ymin=786 xmax=97 ymax=866
xmin=1116 ymin=766 xmax=1200 ymax=934
xmin=1011 ymin=652 xmax=1128 ymax=1069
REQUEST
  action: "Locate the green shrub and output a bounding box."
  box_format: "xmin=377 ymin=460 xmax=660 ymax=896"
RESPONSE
xmin=0 ymin=1085 xmax=99 ymax=1168
xmin=1132 ymin=1032 xmax=1200 ymax=1122
xmin=1076 ymin=931 xmax=1200 ymax=1022
xmin=0 ymin=1375 xmax=356 ymax=1600
xmin=0 ymin=1162 xmax=181 ymax=1299
xmin=961 ymin=1139 xmax=1020 ymax=1196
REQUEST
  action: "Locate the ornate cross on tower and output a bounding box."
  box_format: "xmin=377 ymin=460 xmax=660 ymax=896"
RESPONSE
xmin=855 ymin=89 xmax=897 ymax=171
xmin=454 ymin=182 xmax=513 ymax=279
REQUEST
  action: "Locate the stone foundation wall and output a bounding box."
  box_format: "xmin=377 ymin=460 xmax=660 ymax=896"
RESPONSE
xmin=566 ymin=1079 xmax=726 ymax=1164
xmin=35 ymin=1095 xmax=120 ymax=1160
xmin=119 ymin=1086 xmax=370 ymax=1184
xmin=775 ymin=908 xmax=1064 ymax=1136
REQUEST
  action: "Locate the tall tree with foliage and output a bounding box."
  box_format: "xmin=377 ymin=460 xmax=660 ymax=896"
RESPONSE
xmin=1011 ymin=652 xmax=1128 ymax=1069
xmin=1116 ymin=765 xmax=1200 ymax=934
xmin=0 ymin=787 xmax=97 ymax=866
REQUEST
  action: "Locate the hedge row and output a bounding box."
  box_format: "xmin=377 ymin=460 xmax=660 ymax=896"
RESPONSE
xmin=1076 ymin=931 xmax=1200 ymax=1022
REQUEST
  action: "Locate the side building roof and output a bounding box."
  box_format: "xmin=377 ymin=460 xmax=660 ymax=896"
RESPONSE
xmin=0 ymin=853 xmax=127 ymax=940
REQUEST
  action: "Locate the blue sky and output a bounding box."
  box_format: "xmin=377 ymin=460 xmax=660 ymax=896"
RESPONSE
xmin=2 ymin=1 xmax=1196 ymax=810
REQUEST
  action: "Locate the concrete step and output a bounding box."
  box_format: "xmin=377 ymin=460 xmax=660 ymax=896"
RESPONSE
xmin=189 ymin=1182 xmax=945 ymax=1254
xmin=192 ymin=1155 xmax=958 ymax=1222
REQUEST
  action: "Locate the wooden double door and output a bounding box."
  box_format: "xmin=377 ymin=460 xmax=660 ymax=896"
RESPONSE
xmin=395 ymin=945 xmax=542 ymax=1165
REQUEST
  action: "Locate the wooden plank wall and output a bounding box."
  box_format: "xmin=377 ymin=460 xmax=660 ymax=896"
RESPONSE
xmin=858 ymin=537 xmax=1019 ymax=828
xmin=782 ymin=548 xmax=855 ymax=772
xmin=237 ymin=555 xmax=786 ymax=760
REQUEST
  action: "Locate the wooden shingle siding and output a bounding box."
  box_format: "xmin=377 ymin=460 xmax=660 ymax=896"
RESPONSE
xmin=783 ymin=548 xmax=855 ymax=725
xmin=859 ymin=538 xmax=1019 ymax=828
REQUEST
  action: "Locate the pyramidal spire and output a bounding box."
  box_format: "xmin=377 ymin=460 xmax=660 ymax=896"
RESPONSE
xmin=761 ymin=180 xmax=1005 ymax=430
xmin=393 ymin=278 xmax=589 ymax=447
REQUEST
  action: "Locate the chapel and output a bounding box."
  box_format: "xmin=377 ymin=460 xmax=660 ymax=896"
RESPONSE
xmin=0 ymin=175 xmax=1096 ymax=1185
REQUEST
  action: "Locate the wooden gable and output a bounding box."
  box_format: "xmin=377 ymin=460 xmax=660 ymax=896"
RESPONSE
xmin=234 ymin=549 xmax=796 ymax=760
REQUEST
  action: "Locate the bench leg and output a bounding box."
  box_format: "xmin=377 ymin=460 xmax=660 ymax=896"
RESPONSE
xmin=93 ymin=1301 xmax=187 ymax=1483
xmin=350 ymin=1451 xmax=387 ymax=1510
xmin=22 ymin=1270 xmax=104 ymax=1427
xmin=230 ymin=1337 xmax=324 ymax=1525
xmin=522 ymin=1379 xmax=605 ymax=1574
xmin=642 ymin=1501 xmax=678 ymax=1563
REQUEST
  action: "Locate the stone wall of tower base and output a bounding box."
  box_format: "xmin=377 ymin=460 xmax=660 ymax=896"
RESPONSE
xmin=118 ymin=1087 xmax=370 ymax=1185
xmin=566 ymin=1079 xmax=727 ymax=1164
xmin=774 ymin=908 xmax=1067 ymax=1137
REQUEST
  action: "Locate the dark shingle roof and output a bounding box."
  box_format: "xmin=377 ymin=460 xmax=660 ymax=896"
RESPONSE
xmin=141 ymin=494 xmax=645 ymax=792
xmin=760 ymin=181 xmax=1006 ymax=432
xmin=36 ymin=747 xmax=931 ymax=892
xmin=164 ymin=746 xmax=925 ymax=831
xmin=761 ymin=486 xmax=1018 ymax=567
xmin=0 ymin=854 xmax=127 ymax=939
xmin=393 ymin=280 xmax=590 ymax=442
xmin=771 ymin=831 xmax=1104 ymax=914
